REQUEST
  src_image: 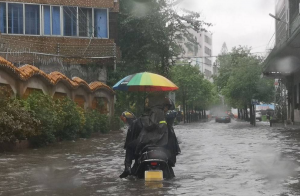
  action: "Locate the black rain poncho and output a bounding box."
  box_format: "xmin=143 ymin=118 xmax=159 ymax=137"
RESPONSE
xmin=135 ymin=106 xmax=169 ymax=155
xmin=123 ymin=94 xmax=180 ymax=166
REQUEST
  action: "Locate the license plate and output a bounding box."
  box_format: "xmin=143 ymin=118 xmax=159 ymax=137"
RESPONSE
xmin=145 ymin=170 xmax=163 ymax=181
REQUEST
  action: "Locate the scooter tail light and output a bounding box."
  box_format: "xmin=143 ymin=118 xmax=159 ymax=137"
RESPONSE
xmin=151 ymin=162 xmax=158 ymax=166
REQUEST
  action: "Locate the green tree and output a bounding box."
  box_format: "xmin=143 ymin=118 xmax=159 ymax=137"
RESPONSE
xmin=119 ymin=0 xmax=211 ymax=77
xmin=171 ymin=64 xmax=217 ymax=122
xmin=110 ymin=0 xmax=211 ymax=117
xmin=215 ymin=46 xmax=275 ymax=122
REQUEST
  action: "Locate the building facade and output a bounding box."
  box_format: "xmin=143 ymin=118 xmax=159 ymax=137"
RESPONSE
xmin=179 ymin=29 xmax=214 ymax=81
xmin=0 ymin=0 xmax=119 ymax=83
xmin=263 ymin=0 xmax=300 ymax=124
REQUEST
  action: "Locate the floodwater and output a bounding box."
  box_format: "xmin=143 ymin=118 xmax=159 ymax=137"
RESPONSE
xmin=1 ymin=121 xmax=300 ymax=196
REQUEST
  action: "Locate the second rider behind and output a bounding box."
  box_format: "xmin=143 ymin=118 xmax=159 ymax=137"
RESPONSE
xmin=120 ymin=93 xmax=181 ymax=178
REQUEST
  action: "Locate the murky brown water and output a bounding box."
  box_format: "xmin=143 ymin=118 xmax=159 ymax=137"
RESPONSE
xmin=1 ymin=121 xmax=300 ymax=196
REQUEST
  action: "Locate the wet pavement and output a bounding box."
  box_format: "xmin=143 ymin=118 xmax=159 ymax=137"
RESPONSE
xmin=1 ymin=120 xmax=300 ymax=196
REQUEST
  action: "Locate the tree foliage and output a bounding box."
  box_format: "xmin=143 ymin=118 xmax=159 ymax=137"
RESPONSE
xmin=109 ymin=0 xmax=212 ymax=117
xmin=119 ymin=0 xmax=211 ymax=76
xmin=171 ymin=64 xmax=219 ymax=111
xmin=214 ymin=46 xmax=274 ymax=109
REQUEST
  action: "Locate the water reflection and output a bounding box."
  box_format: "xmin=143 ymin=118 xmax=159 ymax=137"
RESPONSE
xmin=0 ymin=122 xmax=300 ymax=195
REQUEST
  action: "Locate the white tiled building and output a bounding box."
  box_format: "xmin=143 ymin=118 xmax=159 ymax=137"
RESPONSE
xmin=179 ymin=29 xmax=214 ymax=81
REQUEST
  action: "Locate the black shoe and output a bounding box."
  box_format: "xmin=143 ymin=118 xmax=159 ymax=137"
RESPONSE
xmin=119 ymin=166 xmax=131 ymax=178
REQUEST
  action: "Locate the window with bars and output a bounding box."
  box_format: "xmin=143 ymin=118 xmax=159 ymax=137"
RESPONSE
xmin=63 ymin=7 xmax=77 ymax=36
xmin=8 ymin=3 xmax=23 ymax=34
xmin=79 ymin=8 xmax=93 ymax=37
xmin=25 ymin=4 xmax=40 ymax=35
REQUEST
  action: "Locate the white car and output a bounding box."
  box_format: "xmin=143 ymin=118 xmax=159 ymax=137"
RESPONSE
xmin=256 ymin=111 xmax=262 ymax=121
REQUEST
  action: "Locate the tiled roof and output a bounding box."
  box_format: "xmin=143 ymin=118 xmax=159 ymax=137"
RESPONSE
xmin=0 ymin=57 xmax=114 ymax=94
xmin=0 ymin=56 xmax=23 ymax=77
xmin=19 ymin=65 xmax=52 ymax=83
xmin=72 ymin=77 xmax=90 ymax=88
xmin=49 ymin=71 xmax=78 ymax=87
xmin=89 ymin=81 xmax=115 ymax=94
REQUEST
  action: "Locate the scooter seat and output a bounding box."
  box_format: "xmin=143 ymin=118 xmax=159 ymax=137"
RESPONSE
xmin=141 ymin=146 xmax=167 ymax=153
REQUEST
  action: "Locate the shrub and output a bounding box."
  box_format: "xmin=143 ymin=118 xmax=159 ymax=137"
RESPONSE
xmin=1 ymin=86 xmax=112 ymax=147
xmin=78 ymin=108 xmax=94 ymax=138
xmin=88 ymin=110 xmax=110 ymax=134
xmin=110 ymin=114 xmax=122 ymax=131
xmin=23 ymin=92 xmax=58 ymax=147
xmin=0 ymin=95 xmax=40 ymax=143
xmin=54 ymin=98 xmax=81 ymax=141
xmin=99 ymin=114 xmax=110 ymax=134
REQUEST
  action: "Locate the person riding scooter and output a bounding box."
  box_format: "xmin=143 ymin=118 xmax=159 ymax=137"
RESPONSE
xmin=119 ymin=93 xmax=178 ymax=178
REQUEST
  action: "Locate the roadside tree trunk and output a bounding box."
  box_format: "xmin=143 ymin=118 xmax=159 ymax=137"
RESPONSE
xmin=249 ymin=104 xmax=253 ymax=125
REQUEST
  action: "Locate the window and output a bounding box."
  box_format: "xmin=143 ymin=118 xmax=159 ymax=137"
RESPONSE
xmin=8 ymin=3 xmax=23 ymax=34
xmin=43 ymin=6 xmax=50 ymax=35
xmin=2 ymin=4 xmax=109 ymax=38
xmin=64 ymin=7 xmax=77 ymax=36
xmin=205 ymin=35 xmax=211 ymax=45
xmin=0 ymin=3 xmax=6 ymax=33
xmin=94 ymin=9 xmax=108 ymax=38
xmin=205 ymin=46 xmax=211 ymax=56
xmin=52 ymin=6 xmax=60 ymax=35
xmin=205 ymin=57 xmax=212 ymax=66
xmin=25 ymin=4 xmax=40 ymax=35
xmin=79 ymin=8 xmax=93 ymax=37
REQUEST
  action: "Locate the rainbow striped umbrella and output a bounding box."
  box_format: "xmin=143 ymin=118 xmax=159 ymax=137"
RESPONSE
xmin=113 ymin=72 xmax=178 ymax=92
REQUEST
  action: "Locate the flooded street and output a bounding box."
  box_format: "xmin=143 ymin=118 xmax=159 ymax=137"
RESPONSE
xmin=1 ymin=120 xmax=300 ymax=196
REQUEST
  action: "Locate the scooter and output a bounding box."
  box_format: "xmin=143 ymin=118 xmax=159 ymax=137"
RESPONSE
xmin=131 ymin=146 xmax=175 ymax=181
xmin=121 ymin=110 xmax=177 ymax=181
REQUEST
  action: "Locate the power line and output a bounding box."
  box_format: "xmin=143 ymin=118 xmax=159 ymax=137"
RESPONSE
xmin=266 ymin=32 xmax=276 ymax=47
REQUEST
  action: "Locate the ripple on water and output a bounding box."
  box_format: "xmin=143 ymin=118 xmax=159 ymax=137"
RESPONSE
xmin=1 ymin=122 xmax=300 ymax=195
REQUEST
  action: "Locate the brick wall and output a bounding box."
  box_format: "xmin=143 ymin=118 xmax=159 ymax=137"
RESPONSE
xmin=109 ymin=12 xmax=119 ymax=44
xmin=1 ymin=35 xmax=116 ymax=59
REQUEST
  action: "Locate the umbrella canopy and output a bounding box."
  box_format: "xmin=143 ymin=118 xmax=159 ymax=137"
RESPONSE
xmin=113 ymin=72 xmax=178 ymax=92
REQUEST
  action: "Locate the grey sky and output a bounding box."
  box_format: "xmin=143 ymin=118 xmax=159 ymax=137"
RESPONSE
xmin=178 ymin=0 xmax=275 ymax=57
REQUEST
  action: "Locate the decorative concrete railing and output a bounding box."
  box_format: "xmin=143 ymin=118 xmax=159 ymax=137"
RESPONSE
xmin=0 ymin=56 xmax=115 ymax=116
